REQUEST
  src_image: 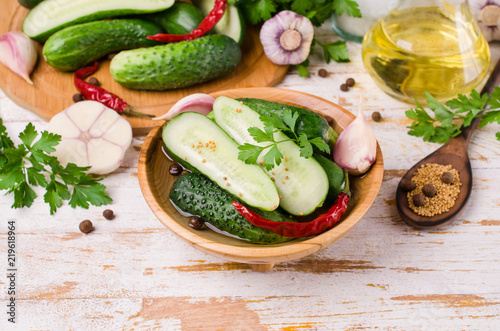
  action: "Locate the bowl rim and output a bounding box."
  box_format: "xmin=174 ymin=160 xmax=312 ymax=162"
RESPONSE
xmin=138 ymin=87 xmax=384 ymax=264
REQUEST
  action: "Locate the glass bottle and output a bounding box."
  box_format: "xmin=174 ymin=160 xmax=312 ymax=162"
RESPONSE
xmin=361 ymin=0 xmax=490 ymax=104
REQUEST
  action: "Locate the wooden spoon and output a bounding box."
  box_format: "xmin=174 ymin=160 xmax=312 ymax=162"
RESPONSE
xmin=396 ymin=60 xmax=500 ymax=229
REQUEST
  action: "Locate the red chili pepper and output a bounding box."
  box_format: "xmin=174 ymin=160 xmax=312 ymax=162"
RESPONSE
xmin=147 ymin=0 xmax=227 ymax=43
xmin=232 ymin=193 xmax=350 ymax=238
xmin=74 ymin=62 xmax=153 ymax=117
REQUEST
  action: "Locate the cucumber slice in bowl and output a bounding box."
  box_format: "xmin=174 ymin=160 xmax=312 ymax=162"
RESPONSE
xmin=193 ymin=0 xmax=246 ymax=44
xmin=162 ymin=112 xmax=280 ymax=212
xmin=213 ymin=96 xmax=329 ymax=216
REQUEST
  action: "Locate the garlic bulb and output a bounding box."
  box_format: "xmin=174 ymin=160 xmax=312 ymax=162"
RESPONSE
xmin=48 ymin=101 xmax=133 ymax=175
xmin=260 ymin=10 xmax=314 ymax=65
xmin=333 ymin=109 xmax=377 ymax=176
xmin=470 ymin=0 xmax=500 ymax=41
xmin=0 ymin=31 xmax=38 ymax=84
xmin=153 ymin=93 xmax=215 ymax=121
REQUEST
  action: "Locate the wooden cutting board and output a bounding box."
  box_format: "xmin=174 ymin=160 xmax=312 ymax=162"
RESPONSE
xmin=0 ymin=2 xmax=289 ymax=135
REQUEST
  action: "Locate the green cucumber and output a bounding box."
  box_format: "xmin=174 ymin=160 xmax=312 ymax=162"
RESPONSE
xmin=193 ymin=0 xmax=246 ymax=44
xmin=213 ymin=96 xmax=329 ymax=216
xmin=22 ymin=0 xmax=174 ymax=42
xmin=110 ymin=34 xmax=241 ymax=90
xmin=238 ymin=98 xmax=338 ymax=153
xmin=170 ymin=173 xmax=292 ymax=244
xmin=147 ymin=2 xmax=204 ymax=34
xmin=18 ymin=0 xmax=44 ymax=9
xmin=42 ymin=19 xmax=162 ymax=72
xmin=162 ymin=112 xmax=279 ymax=211
xmin=313 ymin=154 xmax=350 ymax=202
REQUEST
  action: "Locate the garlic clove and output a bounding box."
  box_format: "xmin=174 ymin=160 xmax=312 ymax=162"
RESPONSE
xmin=0 ymin=31 xmax=38 ymax=84
xmin=48 ymin=101 xmax=132 ymax=175
xmin=153 ymin=93 xmax=215 ymax=121
xmin=333 ymin=109 xmax=377 ymax=176
xmin=260 ymin=10 xmax=314 ymax=65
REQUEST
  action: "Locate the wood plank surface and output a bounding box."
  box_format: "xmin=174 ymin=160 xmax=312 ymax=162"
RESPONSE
xmin=1 ymin=21 xmax=500 ymax=330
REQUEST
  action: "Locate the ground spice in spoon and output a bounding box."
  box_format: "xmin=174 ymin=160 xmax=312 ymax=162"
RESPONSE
xmin=407 ymin=163 xmax=461 ymax=217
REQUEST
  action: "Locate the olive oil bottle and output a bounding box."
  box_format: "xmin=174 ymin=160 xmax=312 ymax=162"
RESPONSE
xmin=362 ymin=2 xmax=490 ymax=103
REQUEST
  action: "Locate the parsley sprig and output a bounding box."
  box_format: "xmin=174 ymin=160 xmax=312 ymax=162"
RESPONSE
xmin=0 ymin=119 xmax=112 ymax=214
xmin=238 ymin=0 xmax=360 ymax=77
xmin=406 ymin=88 xmax=500 ymax=143
xmin=237 ymin=109 xmax=330 ymax=170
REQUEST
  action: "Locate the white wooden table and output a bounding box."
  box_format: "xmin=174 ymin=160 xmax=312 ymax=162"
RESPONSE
xmin=1 ymin=25 xmax=500 ymax=330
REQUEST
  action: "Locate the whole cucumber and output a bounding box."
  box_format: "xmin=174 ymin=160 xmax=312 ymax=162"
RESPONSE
xmin=110 ymin=35 xmax=241 ymax=90
xmin=313 ymin=154 xmax=350 ymax=202
xmin=237 ymin=98 xmax=338 ymax=153
xmin=170 ymin=172 xmax=293 ymax=244
xmin=22 ymin=0 xmax=174 ymax=42
xmin=146 ymin=2 xmax=204 ymax=35
xmin=43 ymin=19 xmax=163 ymax=72
xmin=18 ymin=0 xmax=44 ymax=9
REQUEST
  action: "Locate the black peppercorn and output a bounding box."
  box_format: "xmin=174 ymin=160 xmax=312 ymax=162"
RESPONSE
xmin=103 ymin=209 xmax=114 ymax=220
xmin=346 ymin=78 xmax=355 ymax=87
xmin=88 ymin=77 xmax=100 ymax=86
xmin=79 ymin=220 xmax=93 ymax=233
xmin=73 ymin=93 xmax=84 ymax=103
xmin=422 ymin=183 xmax=437 ymax=197
xmin=188 ymin=216 xmax=204 ymax=230
xmin=441 ymin=172 xmax=454 ymax=184
xmin=401 ymin=178 xmax=416 ymax=192
xmin=318 ymin=69 xmax=328 ymax=77
xmin=169 ymin=163 xmax=183 ymax=176
xmin=371 ymin=111 xmax=382 ymax=122
xmin=340 ymin=83 xmax=349 ymax=92
xmin=412 ymin=194 xmax=425 ymax=207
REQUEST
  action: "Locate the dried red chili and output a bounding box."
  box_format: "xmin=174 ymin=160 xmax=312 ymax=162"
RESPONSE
xmin=74 ymin=62 xmax=153 ymax=117
xmin=147 ymin=0 xmax=227 ymax=43
xmin=232 ymin=193 xmax=350 ymax=238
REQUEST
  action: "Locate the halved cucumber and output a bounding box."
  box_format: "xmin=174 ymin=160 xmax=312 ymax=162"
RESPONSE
xmin=162 ymin=112 xmax=279 ymax=211
xmin=213 ymin=96 xmax=329 ymax=216
xmin=22 ymin=0 xmax=174 ymax=42
xmin=193 ymin=0 xmax=246 ymax=44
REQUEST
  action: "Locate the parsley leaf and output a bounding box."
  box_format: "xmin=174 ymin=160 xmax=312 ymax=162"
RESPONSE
xmin=0 ymin=119 xmax=112 ymax=214
xmin=332 ymin=0 xmax=361 ymax=17
xmin=405 ymin=89 xmax=500 ymax=142
xmin=237 ymin=109 xmax=331 ymax=170
xmin=318 ymin=40 xmax=350 ymax=64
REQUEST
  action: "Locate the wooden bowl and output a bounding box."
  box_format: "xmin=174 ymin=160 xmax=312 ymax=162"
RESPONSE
xmin=138 ymin=87 xmax=384 ymax=271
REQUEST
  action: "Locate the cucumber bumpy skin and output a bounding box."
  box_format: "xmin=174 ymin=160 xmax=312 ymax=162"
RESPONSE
xmin=170 ymin=173 xmax=292 ymax=244
xmin=43 ymin=19 xmax=163 ymax=72
xmin=146 ymin=2 xmax=204 ymax=35
xmin=22 ymin=0 xmax=174 ymax=42
xmin=110 ymin=35 xmax=241 ymax=91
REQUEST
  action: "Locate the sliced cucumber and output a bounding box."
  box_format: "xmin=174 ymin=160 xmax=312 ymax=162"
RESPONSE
xmin=162 ymin=112 xmax=279 ymax=211
xmin=213 ymin=96 xmax=329 ymax=216
xmin=193 ymin=0 xmax=246 ymax=44
xmin=22 ymin=0 xmax=174 ymax=42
